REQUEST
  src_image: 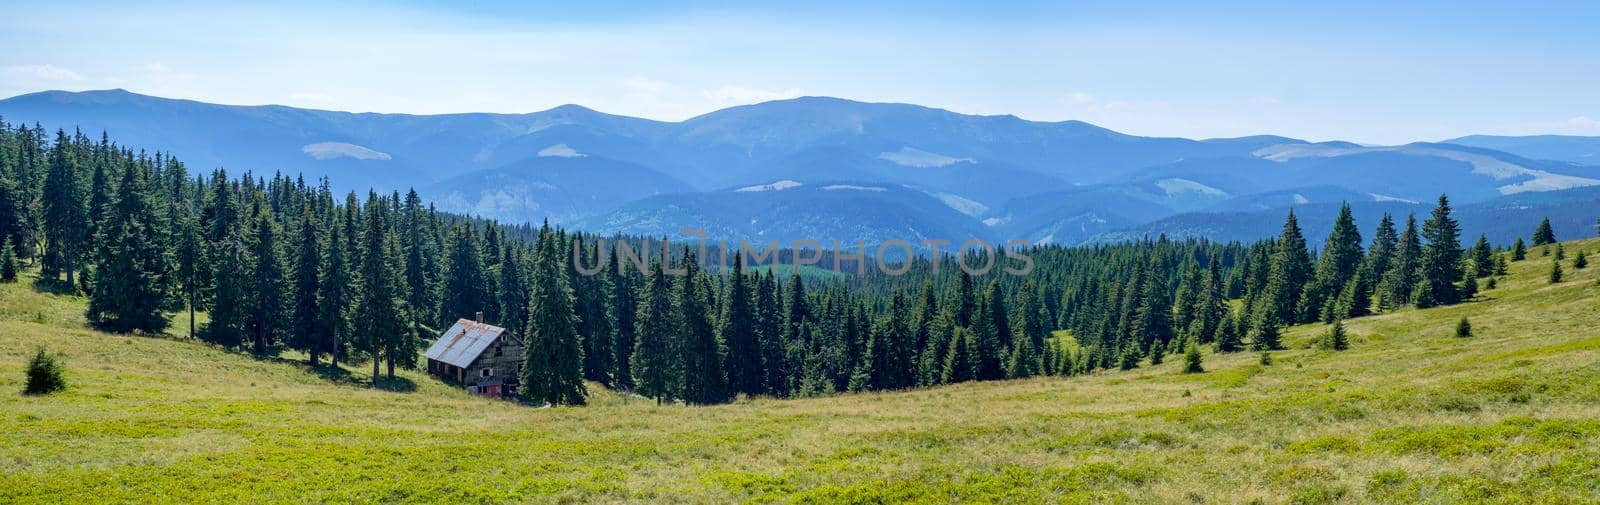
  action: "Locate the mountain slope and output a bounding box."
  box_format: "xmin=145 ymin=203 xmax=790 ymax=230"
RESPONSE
xmin=1446 ymin=134 xmax=1600 ymax=165
xmin=1094 ymin=186 xmax=1600 ymax=249
xmin=425 ymin=154 xmax=691 ymax=224
xmin=5 ymin=238 xmax=1600 ymax=502
xmin=575 ymin=181 xmax=993 ymax=246
xmin=6 ymin=89 xmax=1599 ymax=245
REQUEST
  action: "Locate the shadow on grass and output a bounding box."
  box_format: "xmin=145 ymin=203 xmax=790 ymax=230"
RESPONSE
xmin=372 ymin=375 xmax=418 ymax=392
xmin=257 ymin=355 xmax=419 ymax=391
xmin=31 ymin=278 xmax=77 ymax=296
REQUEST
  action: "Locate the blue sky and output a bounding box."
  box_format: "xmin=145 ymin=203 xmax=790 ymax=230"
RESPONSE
xmin=1 ymin=0 xmax=1597 ymax=144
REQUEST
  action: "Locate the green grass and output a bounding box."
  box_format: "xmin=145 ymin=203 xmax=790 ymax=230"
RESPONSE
xmin=3 ymin=239 xmax=1600 ymax=503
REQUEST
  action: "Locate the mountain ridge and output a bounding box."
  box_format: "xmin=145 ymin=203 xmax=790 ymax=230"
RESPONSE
xmin=3 ymin=88 xmax=1597 ymax=248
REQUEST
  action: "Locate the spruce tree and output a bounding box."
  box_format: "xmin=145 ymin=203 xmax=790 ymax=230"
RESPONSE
xmin=1249 ymin=308 xmax=1283 ymax=351
xmin=1118 ymin=343 xmax=1141 ymax=371
xmin=316 ymin=225 xmax=351 ymax=367
xmin=1188 ymin=259 xmax=1228 ymax=343
xmin=441 ymin=225 xmax=491 ymax=323
xmin=573 ymin=241 xmax=614 ymax=386
xmin=954 ymin=269 xmax=975 ymax=327
xmin=1469 ymin=234 xmax=1493 ymax=278
xmin=202 ymin=240 xmax=249 ymax=349
xmin=288 ymin=210 xmax=323 ymax=365
xmin=23 ymin=347 xmax=66 ymax=395
xmin=720 ymin=255 xmax=763 ymax=396
xmin=1532 ymin=217 xmax=1556 ymax=246
xmin=676 ymin=251 xmax=726 ymax=404
xmin=521 ymin=223 xmax=587 ymax=406
xmin=632 ymin=257 xmax=677 ymax=404
xmin=1213 ymin=311 xmax=1243 ymax=353
xmin=1574 ymin=251 xmax=1587 ymax=270
xmin=1181 ymin=341 xmax=1204 ymax=374
xmin=941 ymin=326 xmax=977 ymax=384
xmin=1417 ymin=195 xmax=1464 ymax=307
xmin=1131 ymin=261 xmax=1173 ymax=351
xmin=1455 ymin=316 xmax=1472 ymax=338
xmin=353 ymin=194 xmax=408 ymax=384
xmin=0 ymin=238 xmax=16 ymax=282
xmin=971 ymin=294 xmax=1005 ymax=381
xmin=1309 ymin=203 xmax=1364 ymax=318
xmin=1259 ymin=210 xmax=1314 ymax=323
xmin=496 ymin=247 xmax=531 ymax=340
xmin=1146 ymin=340 xmax=1165 ymax=366
xmin=608 ymin=248 xmax=640 ymax=391
xmin=1512 ymin=238 xmax=1526 ymax=261
xmin=1319 ymin=319 xmax=1349 ymax=351
xmin=41 ymin=130 xmax=88 ymax=288
xmin=757 ymin=272 xmax=787 ymax=396
xmin=246 ymin=206 xmax=286 ymax=355
xmin=1366 ymin=213 xmax=1398 ymax=281
xmin=1005 ymin=331 xmax=1039 ymax=378
xmin=1549 ymin=258 xmax=1563 ymax=284
xmin=86 ymin=161 xmax=169 ymax=334
xmin=1378 ymin=214 xmax=1422 ymax=310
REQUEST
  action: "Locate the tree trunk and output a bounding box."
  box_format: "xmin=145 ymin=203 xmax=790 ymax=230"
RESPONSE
xmin=371 ymin=346 xmax=381 ymax=387
xmin=331 ymin=329 xmax=340 ymax=367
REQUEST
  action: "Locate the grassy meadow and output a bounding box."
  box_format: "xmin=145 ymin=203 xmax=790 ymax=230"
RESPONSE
xmin=2 ymin=239 xmax=1599 ymax=503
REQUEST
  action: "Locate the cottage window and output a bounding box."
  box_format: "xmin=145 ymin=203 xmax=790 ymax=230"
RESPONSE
xmin=495 ymin=345 xmax=502 ymax=357
xmin=481 ymin=368 xmax=493 ymax=378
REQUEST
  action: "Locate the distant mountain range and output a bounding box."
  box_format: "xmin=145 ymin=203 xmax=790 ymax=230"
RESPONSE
xmin=3 ymin=89 xmax=1598 ymax=247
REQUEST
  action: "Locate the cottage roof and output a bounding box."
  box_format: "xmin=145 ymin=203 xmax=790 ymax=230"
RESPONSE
xmin=424 ymin=319 xmax=510 ymax=368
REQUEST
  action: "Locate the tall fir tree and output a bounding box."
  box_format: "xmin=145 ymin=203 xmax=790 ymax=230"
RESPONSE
xmin=1469 ymin=234 xmax=1494 ymax=278
xmin=1416 ymin=195 xmax=1464 ymax=307
xmin=246 ymin=204 xmax=286 ymax=355
xmin=287 ymin=209 xmax=324 ymax=364
xmin=354 ymin=194 xmax=409 ymax=382
xmin=720 ymin=255 xmax=763 ymax=397
xmin=633 ymin=256 xmax=678 ymax=403
xmin=1258 ymin=210 xmax=1314 ymax=324
xmin=86 ymin=159 xmax=170 ymax=334
xmin=41 ymin=130 xmax=89 ymax=288
xmin=608 ymin=247 xmax=640 ymax=391
xmin=1308 ymin=203 xmax=1364 ymax=319
xmin=521 ymin=223 xmax=587 ymax=405
xmin=316 ymin=224 xmax=351 ymax=366
xmin=1532 ymin=217 xmax=1556 ymax=246
xmin=1377 ymin=214 xmax=1423 ymax=310
xmin=675 ymin=251 xmax=726 ymax=404
xmin=441 ymin=225 xmax=492 ymax=323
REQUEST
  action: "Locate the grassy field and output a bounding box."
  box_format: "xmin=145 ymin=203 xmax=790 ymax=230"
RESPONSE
xmin=2 ymin=239 xmax=1599 ymax=503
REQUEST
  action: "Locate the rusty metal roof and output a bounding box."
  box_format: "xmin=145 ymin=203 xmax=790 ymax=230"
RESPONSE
xmin=424 ymin=319 xmax=509 ymax=368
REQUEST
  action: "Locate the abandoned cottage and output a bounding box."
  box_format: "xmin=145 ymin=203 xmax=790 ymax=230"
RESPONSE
xmin=424 ymin=313 xmax=523 ymax=399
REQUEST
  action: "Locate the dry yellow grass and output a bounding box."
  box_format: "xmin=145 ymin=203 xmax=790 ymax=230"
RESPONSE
xmin=2 ymin=239 xmax=1599 ymax=503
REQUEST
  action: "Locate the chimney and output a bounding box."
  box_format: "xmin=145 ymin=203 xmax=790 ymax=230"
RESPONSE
xmin=475 ymin=311 xmax=484 ymax=324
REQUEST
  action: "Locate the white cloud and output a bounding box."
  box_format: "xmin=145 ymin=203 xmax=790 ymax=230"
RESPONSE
xmin=3 ymin=64 xmax=84 ymax=81
xmin=700 ymin=85 xmax=803 ymax=107
xmin=1566 ymin=116 xmax=1600 ymax=130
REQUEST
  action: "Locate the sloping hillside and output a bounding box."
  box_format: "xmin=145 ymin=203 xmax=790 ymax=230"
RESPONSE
xmin=3 ymin=239 xmax=1600 ymax=503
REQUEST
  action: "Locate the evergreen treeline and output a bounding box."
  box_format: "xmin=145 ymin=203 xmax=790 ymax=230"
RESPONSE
xmin=0 ymin=120 xmax=1515 ymax=406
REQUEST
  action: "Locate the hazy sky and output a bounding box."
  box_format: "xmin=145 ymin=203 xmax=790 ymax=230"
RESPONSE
xmin=2 ymin=0 xmax=1598 ymax=144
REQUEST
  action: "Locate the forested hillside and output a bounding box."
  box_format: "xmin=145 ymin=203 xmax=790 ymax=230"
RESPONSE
xmin=4 ymin=215 xmax=1598 ymax=502
xmin=3 ymin=120 xmax=1591 ymax=409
